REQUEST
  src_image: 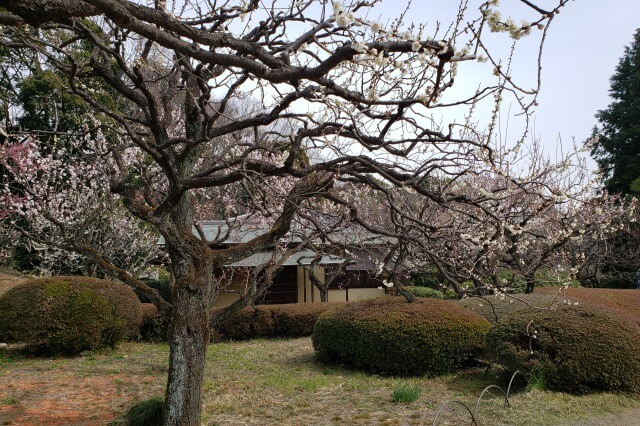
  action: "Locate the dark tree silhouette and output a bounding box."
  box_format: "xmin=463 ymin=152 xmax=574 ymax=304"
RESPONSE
xmin=590 ymin=28 xmax=640 ymax=197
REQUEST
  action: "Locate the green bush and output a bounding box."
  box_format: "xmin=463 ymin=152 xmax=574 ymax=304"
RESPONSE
xmin=534 ymin=269 xmax=581 ymax=288
xmin=490 ymin=269 xmax=525 ymax=293
xmin=486 ymin=304 xmax=640 ymax=394
xmin=597 ymin=276 xmax=635 ymax=289
xmin=405 ymin=286 xmax=457 ymax=299
xmin=212 ymin=303 xmax=342 ymax=340
xmin=125 ymin=397 xmax=164 ymax=426
xmin=135 ymin=279 xmax=172 ymax=304
xmin=312 ymin=297 xmax=491 ymax=376
xmin=536 ymin=287 xmax=640 ymax=330
xmin=0 ymin=276 xmax=142 ymax=355
xmin=392 ymin=383 xmax=421 ymax=403
xmin=410 ymin=268 xmax=442 ymax=288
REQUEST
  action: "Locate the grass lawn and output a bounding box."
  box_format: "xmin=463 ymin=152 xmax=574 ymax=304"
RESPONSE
xmin=1 ymin=338 xmax=639 ymax=425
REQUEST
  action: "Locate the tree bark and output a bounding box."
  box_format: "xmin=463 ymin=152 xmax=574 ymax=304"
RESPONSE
xmin=525 ymin=275 xmax=535 ymax=294
xmin=162 ymin=240 xmax=213 ymax=425
xmin=319 ymin=287 xmax=328 ymax=303
xmin=164 ymin=273 xmax=210 ymax=425
xmin=396 ymin=283 xmax=416 ymax=302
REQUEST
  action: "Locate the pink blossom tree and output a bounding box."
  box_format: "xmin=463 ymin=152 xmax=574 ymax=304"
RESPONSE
xmin=0 ymin=136 xmax=160 ymax=277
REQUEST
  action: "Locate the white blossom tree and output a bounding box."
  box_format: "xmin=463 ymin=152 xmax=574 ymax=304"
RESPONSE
xmin=0 ymin=0 xmax=574 ymax=423
xmin=0 ymin=136 xmax=160 ymax=277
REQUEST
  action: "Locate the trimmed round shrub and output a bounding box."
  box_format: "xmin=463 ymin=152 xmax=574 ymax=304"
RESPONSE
xmin=212 ymin=302 xmax=342 ymax=341
xmin=312 ymin=297 xmax=491 ymax=376
xmin=486 ymin=304 xmax=640 ymax=394
xmin=0 ymin=276 xmax=142 ymax=355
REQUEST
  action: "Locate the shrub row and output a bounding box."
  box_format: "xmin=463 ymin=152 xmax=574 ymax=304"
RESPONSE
xmin=212 ymin=302 xmax=342 ymax=340
xmin=139 ymin=303 xmax=169 ymax=342
xmin=312 ymin=296 xmax=491 ymax=376
xmin=0 ymin=276 xmax=142 ymax=355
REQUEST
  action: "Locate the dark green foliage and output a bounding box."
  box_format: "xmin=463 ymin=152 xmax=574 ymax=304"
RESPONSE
xmin=589 ymin=28 xmax=640 ymax=197
xmin=392 ymin=383 xmax=421 ymax=403
xmin=495 ymin=269 xmax=527 ymax=293
xmin=589 ymin=225 xmax=640 ymax=289
xmin=486 ymin=304 xmax=640 ymax=394
xmin=533 ymin=269 xmax=580 ymax=288
xmin=135 ymin=279 xmax=172 ymax=304
xmin=409 ymin=268 xmax=442 ymax=288
xmin=526 ymin=370 xmax=547 ymax=392
xmin=139 ymin=303 xmax=169 ymax=342
xmin=597 ymin=276 xmax=635 ymax=289
xmin=17 ymin=70 xmax=89 ymax=136
xmin=405 ymin=286 xmax=457 ymax=299
xmin=0 ymin=276 xmax=142 ymax=355
xmin=212 ymin=303 xmax=342 ymax=341
xmin=9 ymin=241 xmax=42 ymax=273
xmin=312 ymin=297 xmax=491 ymax=376
xmin=124 ymin=397 xmax=164 ymax=426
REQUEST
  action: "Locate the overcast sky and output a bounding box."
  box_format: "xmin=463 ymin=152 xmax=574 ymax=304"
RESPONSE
xmin=531 ymin=1 xmax=639 ymax=161
xmin=366 ymin=0 xmax=640 ymax=170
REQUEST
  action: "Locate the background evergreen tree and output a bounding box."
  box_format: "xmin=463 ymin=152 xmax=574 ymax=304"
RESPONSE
xmin=590 ymin=28 xmax=640 ymax=197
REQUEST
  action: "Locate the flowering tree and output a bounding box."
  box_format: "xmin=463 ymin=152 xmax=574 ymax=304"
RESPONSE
xmin=568 ymin=198 xmax=640 ymax=287
xmin=0 ymin=0 xmax=572 ymax=423
xmin=0 ymin=135 xmax=161 ymax=277
xmin=372 ymin=140 xmax=635 ymax=295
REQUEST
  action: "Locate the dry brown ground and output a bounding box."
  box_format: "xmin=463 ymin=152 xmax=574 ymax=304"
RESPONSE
xmin=1 ymin=339 xmax=639 ymax=426
xmin=575 ymin=409 xmax=640 ymax=426
xmin=0 ymin=343 xmax=166 ymax=426
xmin=0 ymin=272 xmax=27 ymax=297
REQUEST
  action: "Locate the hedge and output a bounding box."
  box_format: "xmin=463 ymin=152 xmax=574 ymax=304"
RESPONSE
xmin=0 ymin=276 xmax=142 ymax=355
xmin=312 ymin=296 xmax=491 ymax=376
xmin=212 ymin=302 xmax=342 ymax=340
xmin=486 ymin=304 xmax=640 ymax=394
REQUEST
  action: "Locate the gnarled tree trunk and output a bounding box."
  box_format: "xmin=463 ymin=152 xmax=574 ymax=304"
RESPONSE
xmin=164 ymin=257 xmax=211 ymax=425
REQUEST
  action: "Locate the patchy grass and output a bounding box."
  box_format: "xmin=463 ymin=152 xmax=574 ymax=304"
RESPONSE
xmin=0 ymin=338 xmax=639 ymax=425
